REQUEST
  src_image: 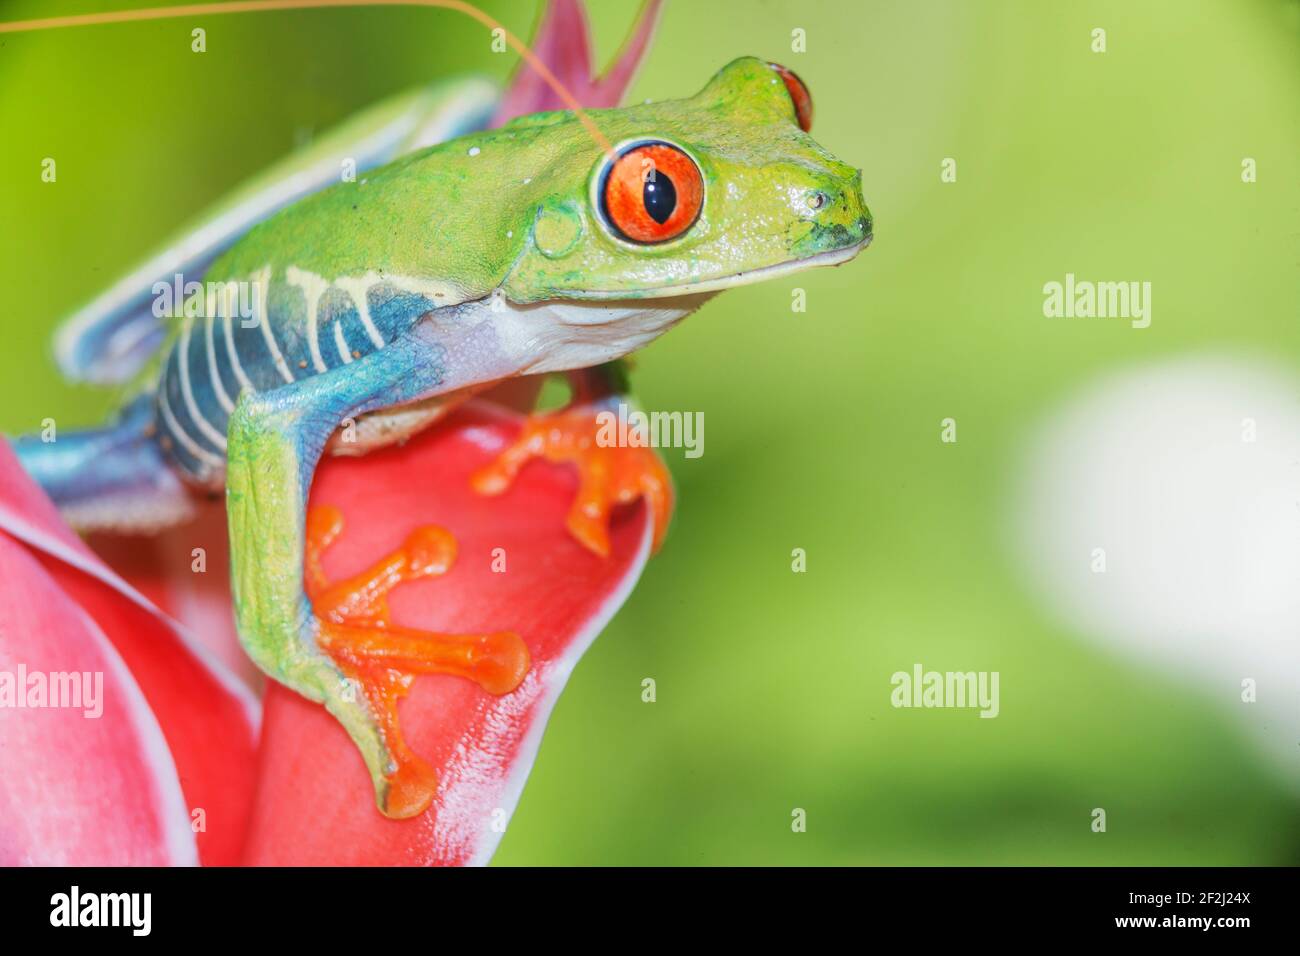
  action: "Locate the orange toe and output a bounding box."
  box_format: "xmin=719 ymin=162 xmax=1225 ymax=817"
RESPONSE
xmin=471 ymin=403 xmax=674 ymax=557
xmin=304 ymin=505 xmax=530 ymax=819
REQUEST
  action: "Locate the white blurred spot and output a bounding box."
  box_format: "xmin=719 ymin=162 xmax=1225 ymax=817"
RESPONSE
xmin=1014 ymin=354 xmax=1300 ymax=781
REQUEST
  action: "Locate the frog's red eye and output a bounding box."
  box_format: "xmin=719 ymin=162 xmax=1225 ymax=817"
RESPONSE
xmin=599 ymin=141 xmax=703 ymax=245
xmin=768 ymin=62 xmax=813 ymax=132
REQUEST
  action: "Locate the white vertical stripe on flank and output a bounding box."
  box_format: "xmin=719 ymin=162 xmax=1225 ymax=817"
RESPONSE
xmin=335 ymin=276 xmax=386 ymax=349
xmin=178 ymin=317 xmax=228 ymax=450
xmin=223 ymin=312 xmax=257 ymax=397
xmin=159 ymin=386 xmax=225 ymax=470
xmin=253 ymin=267 xmax=295 ymax=384
xmin=204 ymin=314 xmax=235 ymax=414
xmin=286 ymin=265 xmax=330 ymax=373
xmin=334 ymin=321 xmax=354 ymax=364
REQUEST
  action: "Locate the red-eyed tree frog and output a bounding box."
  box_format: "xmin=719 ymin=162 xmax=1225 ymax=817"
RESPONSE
xmin=16 ymin=2 xmax=871 ymax=818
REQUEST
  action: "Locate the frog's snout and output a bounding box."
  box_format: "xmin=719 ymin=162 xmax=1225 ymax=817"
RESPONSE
xmin=837 ymin=169 xmax=872 ymax=244
xmin=799 ymin=167 xmax=872 ymax=254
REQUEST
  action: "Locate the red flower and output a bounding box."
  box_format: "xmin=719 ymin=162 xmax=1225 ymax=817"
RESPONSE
xmin=0 ymin=401 xmax=652 ymax=865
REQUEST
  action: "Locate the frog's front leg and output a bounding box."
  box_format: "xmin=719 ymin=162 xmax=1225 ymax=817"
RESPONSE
xmin=225 ymin=333 xmax=527 ymax=819
xmin=472 ymin=362 xmax=674 ymax=557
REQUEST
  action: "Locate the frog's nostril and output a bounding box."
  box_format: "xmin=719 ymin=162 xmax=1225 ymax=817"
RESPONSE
xmin=809 ymin=191 xmax=829 ymax=212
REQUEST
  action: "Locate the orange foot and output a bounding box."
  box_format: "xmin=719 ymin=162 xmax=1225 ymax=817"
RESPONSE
xmin=304 ymin=504 xmax=530 ymax=819
xmin=470 ymin=401 xmax=674 ymax=557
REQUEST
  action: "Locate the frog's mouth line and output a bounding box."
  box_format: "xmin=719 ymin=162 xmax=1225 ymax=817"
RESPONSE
xmin=572 ymin=234 xmax=873 ymax=300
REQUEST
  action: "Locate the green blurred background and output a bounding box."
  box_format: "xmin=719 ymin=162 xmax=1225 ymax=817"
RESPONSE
xmin=2 ymin=0 xmax=1297 ymax=864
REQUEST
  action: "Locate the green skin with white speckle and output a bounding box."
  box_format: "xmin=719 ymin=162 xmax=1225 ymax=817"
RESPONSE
xmin=223 ymin=56 xmax=872 ymax=816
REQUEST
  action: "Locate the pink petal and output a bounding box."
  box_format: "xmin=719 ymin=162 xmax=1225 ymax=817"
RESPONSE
xmin=0 ymin=441 xmax=258 ymax=865
xmin=589 ymin=0 xmax=663 ymax=107
xmin=244 ymin=402 xmax=651 ymax=865
xmin=0 ymin=533 xmax=195 ymax=865
xmin=490 ymin=0 xmax=663 ymax=126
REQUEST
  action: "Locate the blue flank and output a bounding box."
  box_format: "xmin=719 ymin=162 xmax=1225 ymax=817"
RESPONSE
xmin=25 ymin=81 xmax=497 ymax=518
xmin=156 ymin=280 xmax=441 ymax=485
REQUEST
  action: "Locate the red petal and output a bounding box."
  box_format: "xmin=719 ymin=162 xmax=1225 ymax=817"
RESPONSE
xmin=0 ymin=533 xmax=195 ymax=865
xmin=88 ymin=503 xmax=260 ymax=689
xmin=0 ymin=441 xmax=258 ymax=865
xmin=244 ymin=402 xmax=651 ymax=865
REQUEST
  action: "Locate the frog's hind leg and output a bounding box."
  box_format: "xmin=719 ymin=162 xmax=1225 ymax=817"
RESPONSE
xmin=11 ymin=394 xmax=197 ymax=533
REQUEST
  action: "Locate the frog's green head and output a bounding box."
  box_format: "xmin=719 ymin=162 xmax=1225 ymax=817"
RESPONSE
xmin=497 ymin=56 xmax=871 ymax=302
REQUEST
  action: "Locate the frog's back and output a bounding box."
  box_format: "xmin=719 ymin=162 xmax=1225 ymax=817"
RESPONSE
xmin=152 ymin=109 xmax=593 ymax=484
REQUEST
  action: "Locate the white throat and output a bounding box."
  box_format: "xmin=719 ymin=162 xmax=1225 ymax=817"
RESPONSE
xmin=475 ymin=292 xmax=717 ymax=376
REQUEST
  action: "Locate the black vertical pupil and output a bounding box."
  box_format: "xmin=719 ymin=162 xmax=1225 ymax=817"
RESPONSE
xmin=643 ymin=172 xmax=677 ymax=224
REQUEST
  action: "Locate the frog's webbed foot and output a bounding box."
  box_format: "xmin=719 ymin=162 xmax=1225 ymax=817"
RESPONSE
xmin=304 ymin=505 xmax=529 ymax=819
xmin=471 ymin=390 xmax=674 ymax=558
